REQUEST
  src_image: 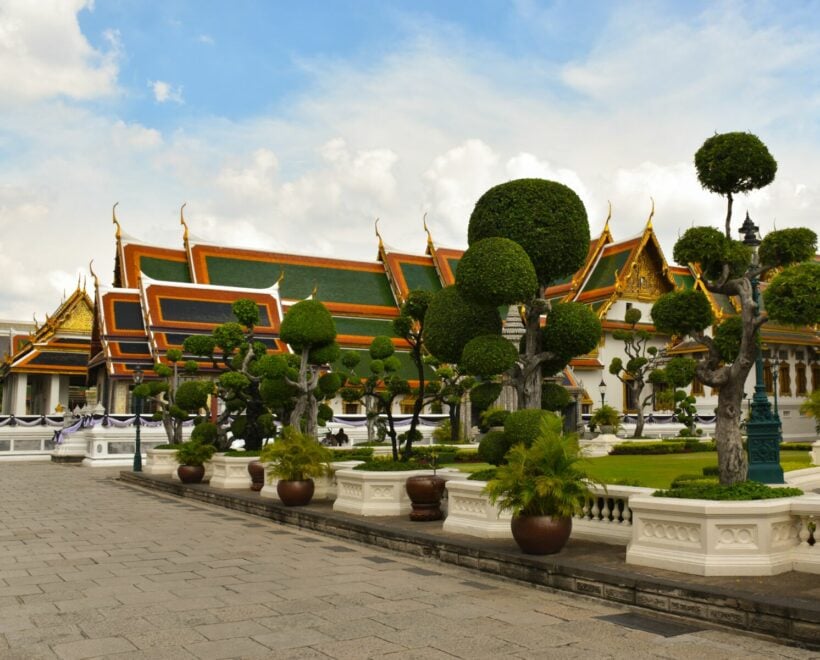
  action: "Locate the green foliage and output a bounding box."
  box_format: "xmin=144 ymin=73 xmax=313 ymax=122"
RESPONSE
xmin=260 ymin=426 xmax=333 ymax=481
xmin=317 ymin=403 xmax=333 ymax=425
xmin=477 ymin=430 xmax=511 ymax=466
xmin=423 ymin=286 xmax=501 ymax=364
xmin=401 ymin=289 xmax=432 ymax=322
xmin=317 ymin=373 xmax=341 ymax=397
xmin=713 ymin=316 xmax=744 ymax=363
xmin=166 ymin=348 xmax=182 ymax=362
xmin=369 ymin=336 xmax=394 ymax=360
xmin=132 ymin=383 xmax=151 ymax=398
xmin=174 ymin=381 xmax=212 ymax=412
xmin=219 ymin=371 xmax=250 ymax=392
xmin=470 ymin=382 xmax=502 ymax=412
xmin=190 ymin=421 xmax=218 ymax=445
xmin=341 ymin=350 xmax=361 ymax=369
xmin=153 ymin=363 xmax=172 ymax=379
xmin=541 ymin=302 xmax=601 ymax=364
xmin=479 ymin=407 xmax=510 ymax=431
xmin=183 ymin=360 xmax=199 ymax=374
xmin=654 ymin=481 xmax=801 ymax=500
xmin=590 ymin=404 xmax=621 ymax=429
xmin=800 ymin=390 xmax=820 ymax=433
xmin=610 ymin=441 xmax=715 ymax=455
xmin=468 ymin=179 xmax=590 ymax=285
xmin=183 ymin=334 xmax=216 ymax=358
xmin=213 ymin=322 xmax=245 ymax=354
xmin=329 ymin=447 xmax=374 ymax=461
xmin=174 ymin=440 xmax=215 ymax=466
xmin=232 ymin=298 xmax=260 ymax=328
xmin=624 ymin=307 xmax=642 ymax=326
xmin=651 ymin=290 xmax=714 ymax=336
xmin=461 ymin=334 xmax=518 ymax=378
xmin=759 ymin=228 xmax=817 ymax=268
xmin=223 ymin=449 xmax=261 ymax=457
xmin=309 ymin=341 xmax=340 ymax=365
xmin=280 ymin=299 xmax=336 ymax=350
xmin=663 ymin=357 xmax=698 ymax=388
xmin=353 ymin=459 xmax=426 ymax=471
xmin=763 ymin=261 xmax=820 ymax=326
xmin=456 ymin=237 xmax=537 ymax=305
xmin=505 ymin=408 xmax=557 ymax=446
xmin=254 ymin=354 xmax=288 ymax=379
xmin=672 ymin=227 xmax=750 ymax=280
xmin=541 ymin=382 xmax=571 ymax=412
xmin=484 ymin=417 xmax=597 ymax=517
xmin=694 ymin=132 xmax=777 ymax=197
xmin=468 ymin=467 xmax=499 ymax=481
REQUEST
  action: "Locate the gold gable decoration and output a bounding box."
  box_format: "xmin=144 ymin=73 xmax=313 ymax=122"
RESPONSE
xmin=622 ymin=249 xmax=671 ymax=301
xmin=61 ymin=302 xmax=94 ymax=334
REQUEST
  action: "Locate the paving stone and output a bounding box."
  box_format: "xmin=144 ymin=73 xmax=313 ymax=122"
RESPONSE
xmin=52 ymin=636 xmax=138 ymax=660
xmin=185 ymin=637 xmax=272 ymax=659
xmin=312 ymin=635 xmax=406 ymax=659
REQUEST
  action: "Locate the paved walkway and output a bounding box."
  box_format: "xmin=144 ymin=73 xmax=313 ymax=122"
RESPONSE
xmin=0 ymin=463 xmax=815 ymax=659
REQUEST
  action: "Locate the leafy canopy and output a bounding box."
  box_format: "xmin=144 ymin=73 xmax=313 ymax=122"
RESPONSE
xmin=763 ymin=261 xmax=820 ymax=326
xmin=651 ymin=290 xmax=714 ymax=336
xmin=694 ymin=132 xmax=777 ymax=197
xmin=456 ymin=237 xmax=537 ymax=306
xmin=423 ymin=285 xmax=501 ymax=364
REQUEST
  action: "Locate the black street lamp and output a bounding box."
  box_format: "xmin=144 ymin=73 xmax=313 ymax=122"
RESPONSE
xmin=772 ymin=354 xmax=780 ymax=417
xmin=740 ymin=212 xmax=783 ymax=483
xmin=598 ymin=379 xmax=607 ymax=409
xmin=133 ymin=366 xmax=144 ymax=472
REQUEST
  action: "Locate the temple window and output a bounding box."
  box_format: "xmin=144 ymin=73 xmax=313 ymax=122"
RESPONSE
xmin=795 ymin=363 xmax=807 ymax=396
xmin=342 ymin=402 xmax=360 ymax=414
xmin=763 ymin=360 xmax=774 ymax=394
xmin=691 ymin=377 xmax=704 ymax=397
xmin=813 ymin=364 xmax=820 ymax=392
xmin=622 ymin=379 xmax=638 ymax=413
xmin=399 ymin=397 xmax=416 ymax=414
xmin=779 ymin=360 xmax=791 ymax=397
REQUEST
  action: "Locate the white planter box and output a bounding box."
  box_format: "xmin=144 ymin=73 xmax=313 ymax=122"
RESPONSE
xmin=626 ymin=494 xmax=802 ymax=576
xmin=261 ymin=460 xmax=363 ymax=502
xmin=80 ymin=426 xmax=169 ymax=467
xmin=144 ymin=448 xmax=178 ymax=476
xmin=334 ymin=467 xmax=459 ymax=517
xmin=443 ymin=479 xmax=512 ymax=538
xmin=812 ymin=440 xmax=820 ymax=466
xmin=208 ymin=454 xmax=257 ymax=489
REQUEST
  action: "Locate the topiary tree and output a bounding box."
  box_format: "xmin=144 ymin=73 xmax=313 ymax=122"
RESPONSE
xmin=607 ymin=308 xmax=665 ymax=438
xmin=695 ymin=131 xmax=777 ymax=238
xmin=651 ymin=357 xmax=698 ymax=436
xmin=424 ymin=179 xmax=601 ymax=410
xmin=540 ymin=382 xmax=571 ymax=413
xmin=653 ymin=133 xmax=817 ymax=485
xmin=279 ymin=298 xmax=340 ymax=436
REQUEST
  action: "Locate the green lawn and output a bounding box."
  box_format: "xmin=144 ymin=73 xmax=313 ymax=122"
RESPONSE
xmin=446 ymin=450 xmax=812 ymax=490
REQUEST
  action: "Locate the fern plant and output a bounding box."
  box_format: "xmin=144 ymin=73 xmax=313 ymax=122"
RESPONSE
xmin=260 ymin=426 xmax=333 ymax=481
xmin=484 ymin=414 xmax=600 ymax=517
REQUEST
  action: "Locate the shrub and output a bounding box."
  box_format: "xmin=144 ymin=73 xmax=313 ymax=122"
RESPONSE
xmin=224 ymin=449 xmax=261 ymax=457
xmin=175 ymin=440 xmax=216 ymax=467
xmin=470 ymin=382 xmax=502 ymax=412
xmin=701 ymin=465 xmax=720 ymax=476
xmin=479 ymin=407 xmax=510 ymax=432
xmin=590 ymin=405 xmax=621 ymax=430
xmin=669 ymin=474 xmax=718 ymax=489
xmin=461 ymin=334 xmax=518 ymax=378
xmin=477 ymin=430 xmax=511 ymax=466
xmin=456 ymin=237 xmax=537 ymax=306
xmin=541 ymin=382 xmax=571 ymax=412
xmin=654 ymin=481 xmax=802 ymax=500
xmin=468 ymin=467 xmax=498 ymax=481
xmin=423 ymin=286 xmax=502 ymax=364
xmin=329 ymin=447 xmax=374 ymax=461
xmin=610 ymin=441 xmax=716 ymax=455
xmin=353 ymin=459 xmax=426 ymax=471
xmin=453 ymin=449 xmax=481 ymax=463
xmin=504 ymin=409 xmax=558 ymax=446
xmin=259 ymin=426 xmax=332 ymax=481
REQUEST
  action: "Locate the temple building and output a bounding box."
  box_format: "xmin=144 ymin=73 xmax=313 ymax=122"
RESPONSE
xmin=2 ymin=203 xmax=817 ymax=440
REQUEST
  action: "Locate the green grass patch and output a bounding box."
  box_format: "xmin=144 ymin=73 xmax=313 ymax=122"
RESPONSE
xmin=654 ymin=481 xmax=803 ymax=500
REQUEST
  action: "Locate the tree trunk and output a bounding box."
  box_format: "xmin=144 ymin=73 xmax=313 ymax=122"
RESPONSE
xmin=714 ymin=379 xmax=747 ymax=485
xmin=633 ymin=385 xmax=645 ymax=439
xmin=520 ymin=299 xmax=544 ymax=410
xmin=724 ymin=192 xmax=734 ymax=239
xmin=405 ymin=342 xmax=425 ymax=460
xmin=365 ymin=395 xmax=376 ymax=442
xmin=449 ymin=402 xmax=460 ymax=443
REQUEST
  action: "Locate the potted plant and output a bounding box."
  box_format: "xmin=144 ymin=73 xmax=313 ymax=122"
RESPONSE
xmin=405 ymin=449 xmax=446 ymax=521
xmin=484 ymin=413 xmax=600 ymax=555
xmin=590 ymin=404 xmax=621 ymax=434
xmin=259 ymin=426 xmax=333 ymax=506
xmin=174 ymin=440 xmax=216 ymax=484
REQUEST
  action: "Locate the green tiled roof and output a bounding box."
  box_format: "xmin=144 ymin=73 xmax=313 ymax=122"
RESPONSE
xmin=402 ymin=264 xmax=442 ymax=292
xmin=447 ymin=257 xmax=461 ymax=277
xmin=333 ymin=316 xmax=398 ymax=338
xmin=672 ymin=272 xmax=696 ymax=290
xmin=141 ymin=256 xmax=191 ymax=283
xmin=332 ymin=348 xmax=434 ymax=381
xmin=591 ymin=301 xmax=606 ymax=314
xmin=206 ymin=256 xmax=395 ymax=307
xmin=584 ymin=250 xmax=631 ymax=291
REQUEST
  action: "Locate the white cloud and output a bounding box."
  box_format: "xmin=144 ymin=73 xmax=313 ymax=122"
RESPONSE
xmin=149 ymin=80 xmax=184 ymax=104
xmin=197 ymin=34 xmax=214 ymax=45
xmin=0 ymin=0 xmax=120 ymax=103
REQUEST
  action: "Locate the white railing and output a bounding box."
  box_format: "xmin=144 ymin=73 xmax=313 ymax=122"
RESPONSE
xmin=574 ymin=484 xmax=654 ymax=545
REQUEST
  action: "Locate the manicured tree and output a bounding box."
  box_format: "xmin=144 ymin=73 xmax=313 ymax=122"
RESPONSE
xmin=652 ymin=133 xmax=817 ymax=485
xmin=279 ymin=299 xmax=340 ymax=436
xmin=425 ymin=180 xmax=600 ymax=409
xmin=422 ymin=361 xmax=476 ymax=443
xmin=607 ymin=308 xmax=664 ymax=438
xmin=182 ymin=299 xmax=284 ymax=451
xmin=392 ymin=290 xmax=433 ymax=459
xmin=694 ymin=132 xmax=777 ymax=238
xmin=651 ymin=357 xmax=698 ymax=436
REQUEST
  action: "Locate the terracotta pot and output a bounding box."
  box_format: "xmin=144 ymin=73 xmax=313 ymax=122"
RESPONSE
xmin=405 ymin=475 xmax=446 ymax=521
xmin=276 ymin=479 xmax=315 ymax=506
xmin=510 ymin=515 xmax=572 ymax=555
xmin=248 ymin=460 xmax=265 ymax=491
xmin=177 ymin=464 xmax=205 ymax=484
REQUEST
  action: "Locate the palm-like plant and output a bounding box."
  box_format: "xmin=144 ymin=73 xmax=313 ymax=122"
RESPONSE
xmin=484 ymin=414 xmax=599 ymax=517
xmin=260 ymin=426 xmax=333 ymax=481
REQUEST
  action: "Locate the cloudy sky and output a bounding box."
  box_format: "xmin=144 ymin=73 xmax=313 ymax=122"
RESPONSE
xmin=1 ymin=0 xmax=818 ymax=320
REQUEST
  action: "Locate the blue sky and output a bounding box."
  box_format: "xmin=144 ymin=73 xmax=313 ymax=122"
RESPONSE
xmin=0 ymin=0 xmax=819 ymax=319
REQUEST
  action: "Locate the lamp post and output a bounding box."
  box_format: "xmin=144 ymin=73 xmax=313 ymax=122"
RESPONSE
xmin=739 ymin=213 xmax=783 ymax=483
xmin=598 ymin=379 xmax=607 ymax=409
xmin=132 ymin=366 xmax=144 ymax=472
xmin=772 ymin=355 xmax=780 ymax=417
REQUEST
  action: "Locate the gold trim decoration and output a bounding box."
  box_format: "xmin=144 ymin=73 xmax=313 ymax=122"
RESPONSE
xmin=180 ymin=202 xmax=189 ymax=242
xmin=112 ymin=202 xmax=121 ymax=240
xmin=423 ymin=212 xmax=433 ymax=247
xmin=647 ymin=197 xmax=655 ymax=230
xmin=374 ymin=217 xmax=384 ymax=253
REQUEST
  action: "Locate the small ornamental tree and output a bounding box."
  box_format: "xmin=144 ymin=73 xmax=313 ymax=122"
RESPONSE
xmin=652 ymin=132 xmax=817 ymax=485
xmin=651 ymin=357 xmax=698 ymax=436
xmin=424 ymin=179 xmax=601 ymax=410
xmin=607 ymin=308 xmax=664 ymax=438
xmin=279 ymin=299 xmax=340 ymax=436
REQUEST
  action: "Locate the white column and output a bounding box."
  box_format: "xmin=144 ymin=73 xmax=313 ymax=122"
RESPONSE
xmin=11 ymin=373 xmax=27 ymax=415
xmin=2 ymin=379 xmax=11 ymax=414
xmin=45 ymin=375 xmax=61 ymax=413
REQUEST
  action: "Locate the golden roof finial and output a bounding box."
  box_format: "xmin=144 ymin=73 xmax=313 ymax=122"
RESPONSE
xmin=89 ymin=260 xmax=100 ymax=291
xmin=180 ymin=202 xmax=189 ymax=242
xmin=32 ymin=313 xmax=38 ymax=328
xmin=82 ymin=275 xmax=87 ymax=292
xmin=605 ymin=200 xmax=612 ymax=228
xmin=374 ymin=217 xmax=384 ymax=252
xmin=647 ymin=197 xmax=655 ymax=230
xmin=310 ymin=282 xmax=318 ymax=298
xmin=423 ymin=212 xmax=433 ymax=246
xmin=112 ymin=202 xmax=121 ymax=240
xmin=274 ymin=269 xmax=285 ymax=287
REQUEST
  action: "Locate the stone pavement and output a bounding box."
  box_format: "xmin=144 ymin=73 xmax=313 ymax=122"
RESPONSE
xmin=0 ymin=463 xmax=816 ymax=659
